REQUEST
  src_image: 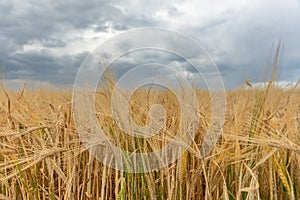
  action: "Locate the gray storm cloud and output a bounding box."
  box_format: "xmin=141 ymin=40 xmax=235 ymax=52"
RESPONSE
xmin=0 ymin=0 xmax=299 ymax=89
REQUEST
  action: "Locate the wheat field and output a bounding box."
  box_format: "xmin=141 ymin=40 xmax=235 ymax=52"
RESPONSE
xmin=0 ymin=62 xmax=300 ymax=199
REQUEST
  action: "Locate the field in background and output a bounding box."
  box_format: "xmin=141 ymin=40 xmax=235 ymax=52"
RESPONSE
xmin=0 ymin=76 xmax=299 ymax=200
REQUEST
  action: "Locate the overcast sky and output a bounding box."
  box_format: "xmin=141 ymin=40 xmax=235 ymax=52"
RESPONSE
xmin=1 ymin=0 xmax=299 ymax=89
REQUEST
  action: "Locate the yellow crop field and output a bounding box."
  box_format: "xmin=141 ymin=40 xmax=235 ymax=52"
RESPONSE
xmin=0 ymin=63 xmax=299 ymax=199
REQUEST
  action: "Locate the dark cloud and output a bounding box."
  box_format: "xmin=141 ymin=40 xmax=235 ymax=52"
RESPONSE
xmin=109 ymin=49 xmax=185 ymax=78
xmin=0 ymin=0 xmax=299 ymax=89
xmin=5 ymin=50 xmax=88 ymax=85
xmin=0 ymin=0 xmax=119 ymax=45
xmin=42 ymin=38 xmax=67 ymax=48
